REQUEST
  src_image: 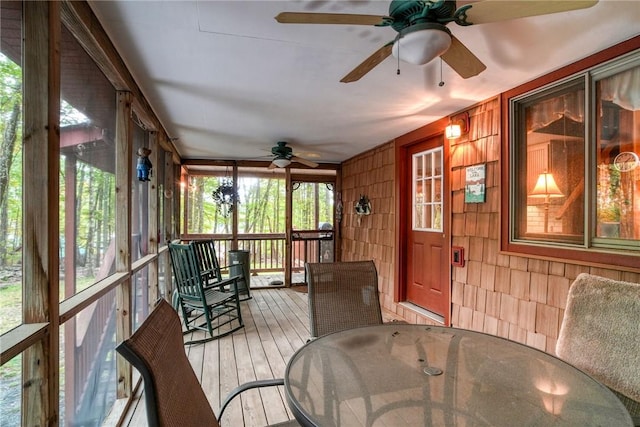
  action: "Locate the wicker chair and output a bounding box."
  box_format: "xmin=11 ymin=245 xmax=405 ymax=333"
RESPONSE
xmin=116 ymin=299 xmax=298 ymax=427
xmin=305 ymin=260 xmax=383 ymax=339
xmin=556 ymin=273 xmax=640 ymax=426
xmin=168 ymin=242 xmax=243 ymax=344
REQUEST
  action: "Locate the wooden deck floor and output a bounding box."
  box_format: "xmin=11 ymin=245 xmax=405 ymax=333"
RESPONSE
xmin=120 ymin=287 xmax=310 ymax=426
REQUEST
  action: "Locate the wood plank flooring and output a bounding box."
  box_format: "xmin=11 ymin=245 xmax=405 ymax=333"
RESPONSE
xmin=120 ymin=287 xmax=310 ymax=426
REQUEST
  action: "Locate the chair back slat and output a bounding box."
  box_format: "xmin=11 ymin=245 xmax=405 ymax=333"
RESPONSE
xmin=191 ymin=239 xmax=223 ymax=283
xmin=306 ymin=260 xmax=383 ymax=338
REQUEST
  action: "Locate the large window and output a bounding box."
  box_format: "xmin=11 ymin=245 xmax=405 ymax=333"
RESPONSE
xmin=60 ymin=23 xmax=117 ymax=297
xmin=1 ymin=3 xmax=173 ymax=426
xmin=238 ymin=169 xmax=286 ymax=234
xmin=186 ymin=173 xmax=234 ymax=234
xmin=1 ymin=3 xmax=24 ymax=423
xmin=291 ymin=181 xmax=333 ymax=231
xmin=510 ymin=52 xmax=640 ymax=255
xmin=0 ymin=2 xmax=23 ymax=338
xmin=131 ymin=122 xmax=148 ymax=262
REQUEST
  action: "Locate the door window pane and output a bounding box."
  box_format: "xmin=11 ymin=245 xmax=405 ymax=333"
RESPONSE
xmin=413 ymin=148 xmax=443 ymax=231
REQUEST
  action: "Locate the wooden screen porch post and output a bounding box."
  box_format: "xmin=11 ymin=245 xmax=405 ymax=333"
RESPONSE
xmin=22 ymin=1 xmax=61 ymax=425
xmin=147 ymin=131 xmax=159 ymax=306
xmin=115 ymin=90 xmax=133 ymax=399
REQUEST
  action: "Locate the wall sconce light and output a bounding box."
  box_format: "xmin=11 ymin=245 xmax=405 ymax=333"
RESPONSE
xmin=445 ymin=112 xmax=469 ymax=140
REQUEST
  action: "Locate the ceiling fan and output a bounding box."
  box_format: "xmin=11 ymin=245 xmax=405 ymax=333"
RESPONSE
xmin=275 ymin=0 xmax=598 ymax=82
xmin=268 ymin=141 xmax=319 ymax=169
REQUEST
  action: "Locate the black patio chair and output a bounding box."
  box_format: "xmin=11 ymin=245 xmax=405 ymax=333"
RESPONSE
xmin=168 ymin=242 xmax=243 ymax=344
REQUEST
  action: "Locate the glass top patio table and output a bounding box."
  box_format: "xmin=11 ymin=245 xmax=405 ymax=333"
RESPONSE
xmin=285 ymin=324 xmax=632 ymax=426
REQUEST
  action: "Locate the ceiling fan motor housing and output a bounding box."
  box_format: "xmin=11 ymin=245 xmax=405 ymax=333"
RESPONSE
xmin=272 ymin=141 xmax=293 ymax=159
xmin=388 ymin=0 xmax=456 ymax=32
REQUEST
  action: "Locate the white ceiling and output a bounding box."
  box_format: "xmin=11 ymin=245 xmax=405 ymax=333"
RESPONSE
xmin=88 ymin=0 xmax=640 ymax=164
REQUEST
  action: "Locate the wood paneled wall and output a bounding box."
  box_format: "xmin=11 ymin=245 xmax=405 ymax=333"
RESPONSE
xmin=340 ymin=143 xmax=397 ymax=313
xmin=340 ymin=96 xmax=640 ymax=355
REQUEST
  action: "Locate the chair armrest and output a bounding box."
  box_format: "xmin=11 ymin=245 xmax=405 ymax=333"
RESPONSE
xmin=203 ymin=276 xmax=238 ymax=292
xmin=217 ymin=378 xmax=285 ymax=421
xmin=218 ymin=262 xmax=244 ymax=274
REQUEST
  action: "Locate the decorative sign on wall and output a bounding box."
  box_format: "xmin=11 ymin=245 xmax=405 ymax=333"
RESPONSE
xmin=465 ymin=164 xmax=486 ymax=203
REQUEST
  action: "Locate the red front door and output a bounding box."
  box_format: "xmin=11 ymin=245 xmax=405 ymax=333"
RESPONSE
xmin=405 ymin=136 xmax=450 ymax=319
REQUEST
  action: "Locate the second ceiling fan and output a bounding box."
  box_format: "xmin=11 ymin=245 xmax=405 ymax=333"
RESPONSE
xmin=268 ymin=141 xmax=319 ymax=169
xmin=275 ymin=0 xmax=598 ymax=82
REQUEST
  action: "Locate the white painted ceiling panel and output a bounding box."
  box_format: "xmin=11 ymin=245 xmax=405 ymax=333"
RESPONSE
xmin=89 ymin=0 xmax=640 ymax=163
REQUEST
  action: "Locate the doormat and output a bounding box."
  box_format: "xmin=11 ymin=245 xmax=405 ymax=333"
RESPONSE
xmin=290 ymin=285 xmax=308 ymax=293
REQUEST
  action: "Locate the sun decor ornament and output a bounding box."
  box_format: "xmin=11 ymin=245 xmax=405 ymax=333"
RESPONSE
xmin=212 ymin=177 xmax=238 ymax=218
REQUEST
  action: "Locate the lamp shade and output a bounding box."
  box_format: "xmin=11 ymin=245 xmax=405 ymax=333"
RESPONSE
xmin=530 ymin=172 xmax=564 ymax=198
xmin=272 ymin=157 xmax=291 ymax=168
xmin=392 ymin=23 xmax=452 ymax=65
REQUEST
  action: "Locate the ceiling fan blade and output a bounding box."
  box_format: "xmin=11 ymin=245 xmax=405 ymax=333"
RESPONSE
xmin=291 ymin=156 xmax=319 ymax=168
xmin=461 ymin=1 xmax=598 ymax=25
xmin=341 ymin=43 xmax=393 ymax=83
xmin=440 ymin=35 xmax=486 ymax=79
xmin=275 ymin=12 xmax=388 ymax=26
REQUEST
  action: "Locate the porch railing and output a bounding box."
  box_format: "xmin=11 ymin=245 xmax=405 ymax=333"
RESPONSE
xmin=188 ymin=231 xmax=334 ymax=276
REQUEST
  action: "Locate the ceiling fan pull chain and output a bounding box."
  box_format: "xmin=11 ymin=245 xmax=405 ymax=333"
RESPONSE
xmin=438 ymin=58 xmax=445 ymax=87
xmin=397 ymin=41 xmax=401 ymax=75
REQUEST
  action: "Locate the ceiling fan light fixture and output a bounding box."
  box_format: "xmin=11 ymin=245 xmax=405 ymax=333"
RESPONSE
xmin=392 ymin=23 xmax=452 ymax=65
xmin=272 ymin=157 xmax=291 ymax=168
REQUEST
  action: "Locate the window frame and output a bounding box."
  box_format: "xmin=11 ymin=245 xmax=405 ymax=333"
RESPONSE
xmin=500 ymin=43 xmax=640 ymax=270
xmin=508 ymin=75 xmax=588 ymax=247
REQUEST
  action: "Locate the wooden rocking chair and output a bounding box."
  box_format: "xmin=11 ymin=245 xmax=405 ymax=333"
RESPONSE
xmin=190 ymin=239 xmax=251 ymax=300
xmin=168 ymin=242 xmax=243 ymax=344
